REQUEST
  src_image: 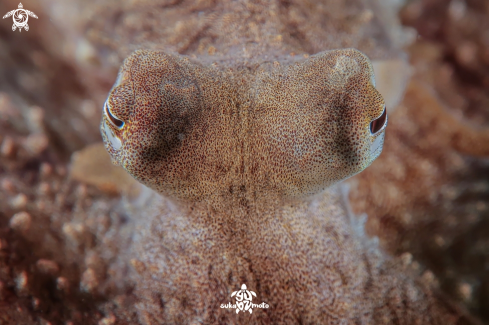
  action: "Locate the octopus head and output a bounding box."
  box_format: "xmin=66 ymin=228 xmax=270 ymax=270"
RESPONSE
xmin=101 ymin=49 xmax=387 ymax=200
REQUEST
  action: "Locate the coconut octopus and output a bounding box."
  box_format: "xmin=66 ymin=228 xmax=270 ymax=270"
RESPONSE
xmin=1 ymin=0 xmax=488 ymax=324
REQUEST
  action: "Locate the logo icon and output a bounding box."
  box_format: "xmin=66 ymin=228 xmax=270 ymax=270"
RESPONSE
xmin=3 ymin=3 xmax=38 ymax=32
xmin=220 ymin=284 xmax=269 ymax=314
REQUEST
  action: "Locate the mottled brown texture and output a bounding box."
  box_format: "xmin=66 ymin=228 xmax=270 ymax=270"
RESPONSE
xmin=96 ymin=1 xmax=479 ymax=324
xmin=86 ymin=0 xmax=405 ymax=63
xmin=100 ymin=46 xmax=392 ymax=323
xmin=0 ymin=0 xmax=488 ymax=324
xmin=102 ymin=49 xmax=385 ymax=202
xmin=0 ymin=0 xmax=115 ymax=157
xmin=347 ymin=0 xmax=489 ymax=323
xmin=0 ymin=80 xmax=136 ymax=323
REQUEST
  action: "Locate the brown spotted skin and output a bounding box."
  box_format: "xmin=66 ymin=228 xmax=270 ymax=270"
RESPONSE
xmin=101 ymin=49 xmax=386 ymax=203
xmin=98 ymin=9 xmax=477 ymax=325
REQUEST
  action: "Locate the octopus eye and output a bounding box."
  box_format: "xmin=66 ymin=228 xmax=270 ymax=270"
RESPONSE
xmin=370 ymin=106 xmax=387 ymax=134
xmin=104 ymin=100 xmax=125 ymax=129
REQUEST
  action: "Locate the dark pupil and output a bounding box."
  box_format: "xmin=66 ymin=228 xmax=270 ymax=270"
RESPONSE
xmin=370 ymin=108 xmax=387 ymax=134
xmin=105 ymin=102 xmax=124 ymax=128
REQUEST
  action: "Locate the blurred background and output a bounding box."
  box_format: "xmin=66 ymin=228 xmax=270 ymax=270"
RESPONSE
xmin=0 ymin=0 xmax=488 ymax=323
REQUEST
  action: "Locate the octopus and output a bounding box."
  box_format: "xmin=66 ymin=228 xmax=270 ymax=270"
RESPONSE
xmin=0 ymin=0 xmax=488 ymax=324
xmin=101 ymin=48 xmax=390 ymax=324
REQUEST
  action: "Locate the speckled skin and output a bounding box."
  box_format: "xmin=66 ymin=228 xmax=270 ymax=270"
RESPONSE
xmin=101 ymin=49 xmax=385 ymax=202
xmin=100 ymin=52 xmax=475 ymax=324
xmin=98 ymin=1 xmax=476 ymax=324
xmin=0 ymin=0 xmax=487 ymax=324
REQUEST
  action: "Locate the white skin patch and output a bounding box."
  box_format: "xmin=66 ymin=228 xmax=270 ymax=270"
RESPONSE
xmin=114 ymin=73 xmax=124 ymax=88
xmin=103 ymin=120 xmax=122 ymax=150
xmin=370 ymin=132 xmax=384 ymax=156
xmin=331 ymin=56 xmax=360 ymax=88
xmin=370 ymin=73 xmax=376 ymax=87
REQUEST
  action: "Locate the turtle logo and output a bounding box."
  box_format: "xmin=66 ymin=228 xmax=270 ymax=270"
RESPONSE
xmin=3 ymin=3 xmax=38 ymax=32
xmin=231 ymin=284 xmax=257 ymax=314
xmin=220 ymin=283 xmax=269 ymax=314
